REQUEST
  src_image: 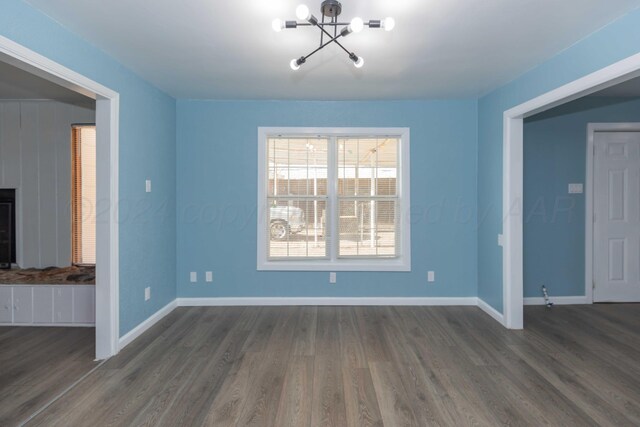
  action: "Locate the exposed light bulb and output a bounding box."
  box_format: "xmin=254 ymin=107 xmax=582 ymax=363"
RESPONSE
xmin=290 ymin=59 xmax=301 ymax=71
xmin=350 ymin=17 xmax=364 ymax=33
xmin=354 ymin=57 xmax=364 ymax=68
xmin=382 ymin=17 xmax=395 ymax=32
xmin=296 ymin=4 xmax=311 ymax=20
xmin=272 ymin=19 xmax=284 ymax=32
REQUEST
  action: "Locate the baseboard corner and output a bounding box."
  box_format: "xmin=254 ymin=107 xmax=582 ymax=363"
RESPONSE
xmin=477 ymin=298 xmax=505 ymax=325
xmin=118 ymin=299 xmax=177 ymax=351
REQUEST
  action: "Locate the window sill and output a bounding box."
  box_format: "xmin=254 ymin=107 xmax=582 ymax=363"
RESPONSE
xmin=257 ymin=258 xmax=411 ymax=272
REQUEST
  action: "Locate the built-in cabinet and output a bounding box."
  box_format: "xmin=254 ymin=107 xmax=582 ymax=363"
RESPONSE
xmin=0 ymin=285 xmax=94 ymax=326
xmin=0 ymin=286 xmax=11 ymax=323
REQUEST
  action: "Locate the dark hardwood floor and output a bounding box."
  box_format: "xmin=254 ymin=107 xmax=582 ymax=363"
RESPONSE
xmin=18 ymin=304 xmax=640 ymax=426
xmin=0 ymin=326 xmax=97 ymax=427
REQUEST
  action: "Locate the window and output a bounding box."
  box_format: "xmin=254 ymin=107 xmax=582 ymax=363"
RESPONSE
xmin=257 ymin=128 xmax=410 ymax=271
xmin=71 ymin=125 xmax=96 ymax=265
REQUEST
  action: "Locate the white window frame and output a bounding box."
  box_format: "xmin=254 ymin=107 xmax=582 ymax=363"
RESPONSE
xmin=257 ymin=127 xmax=411 ymax=271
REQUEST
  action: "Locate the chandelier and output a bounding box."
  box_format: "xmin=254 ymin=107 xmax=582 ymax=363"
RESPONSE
xmin=272 ymin=0 xmax=395 ymax=70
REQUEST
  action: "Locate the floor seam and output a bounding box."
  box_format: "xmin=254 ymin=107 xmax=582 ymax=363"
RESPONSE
xmin=18 ymin=358 xmax=108 ymax=427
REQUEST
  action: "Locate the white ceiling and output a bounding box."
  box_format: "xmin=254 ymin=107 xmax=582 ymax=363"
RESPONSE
xmin=0 ymin=60 xmax=91 ymax=102
xmin=24 ymin=0 xmax=640 ymax=100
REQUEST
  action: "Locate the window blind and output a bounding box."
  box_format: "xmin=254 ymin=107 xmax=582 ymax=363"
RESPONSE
xmin=71 ymin=125 xmax=96 ymax=265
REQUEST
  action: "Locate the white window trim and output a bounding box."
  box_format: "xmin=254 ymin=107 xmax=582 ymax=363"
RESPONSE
xmin=257 ymin=127 xmax=411 ymax=272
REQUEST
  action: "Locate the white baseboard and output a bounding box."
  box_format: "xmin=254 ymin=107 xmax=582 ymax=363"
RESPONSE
xmin=477 ymin=298 xmax=505 ymax=325
xmin=116 ymin=296 xmax=509 ymax=351
xmin=118 ymin=299 xmax=177 ymax=350
xmin=0 ymin=323 xmax=94 ymax=327
xmin=524 ymin=296 xmax=590 ymax=305
xmin=176 ymin=296 xmax=479 ymax=307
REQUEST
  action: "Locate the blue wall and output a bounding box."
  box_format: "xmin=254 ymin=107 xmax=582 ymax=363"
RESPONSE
xmin=478 ymin=9 xmax=640 ymax=312
xmin=7 ymin=0 xmax=640 ymax=326
xmin=176 ymin=100 xmax=478 ymax=299
xmin=524 ymin=97 xmax=640 ymax=298
xmin=1 ymin=0 xmax=177 ymax=335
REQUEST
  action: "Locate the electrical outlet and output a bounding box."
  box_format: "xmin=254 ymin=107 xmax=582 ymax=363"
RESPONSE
xmin=206 ymin=271 xmax=213 ymax=282
xmin=144 ymin=287 xmax=151 ymax=301
xmin=190 ymin=272 xmax=197 ymax=283
xmin=498 ymin=234 xmax=504 ymax=247
xmin=568 ymin=183 xmax=583 ymax=194
xmin=427 ymin=271 xmax=435 ymax=283
xmin=329 ymin=272 xmax=337 ymax=284
xmin=145 ymin=179 xmax=152 ymax=193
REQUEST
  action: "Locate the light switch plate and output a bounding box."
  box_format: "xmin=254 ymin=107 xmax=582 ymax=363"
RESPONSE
xmin=427 ymin=271 xmax=435 ymax=282
xmin=329 ymin=272 xmax=336 ymax=284
xmin=190 ymin=272 xmax=197 ymax=283
xmin=206 ymin=271 xmax=213 ymax=282
xmin=146 ymin=179 xmax=152 ymax=193
xmin=144 ymin=287 xmax=151 ymax=301
xmin=568 ymin=183 xmax=583 ymax=194
xmin=498 ymin=234 xmax=504 ymax=247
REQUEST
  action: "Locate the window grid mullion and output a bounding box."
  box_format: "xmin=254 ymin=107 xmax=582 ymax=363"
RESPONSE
xmin=374 ymin=139 xmax=378 ymax=256
xmin=263 ymin=131 xmax=406 ymax=267
xmin=287 ymin=138 xmax=291 ymax=196
xmin=329 ymin=136 xmax=338 ymax=262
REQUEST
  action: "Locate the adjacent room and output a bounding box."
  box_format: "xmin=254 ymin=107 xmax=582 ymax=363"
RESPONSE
xmin=1 ymin=0 xmax=639 ymax=426
xmin=0 ymin=61 xmax=98 ymax=425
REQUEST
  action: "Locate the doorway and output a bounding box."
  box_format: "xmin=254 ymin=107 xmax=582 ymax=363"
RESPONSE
xmin=0 ymin=35 xmax=119 ymax=359
xmin=503 ymin=53 xmax=640 ymax=329
xmin=589 ymin=124 xmax=640 ymax=302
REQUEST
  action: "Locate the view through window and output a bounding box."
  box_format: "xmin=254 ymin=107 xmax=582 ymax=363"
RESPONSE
xmin=266 ymin=135 xmax=402 ymax=262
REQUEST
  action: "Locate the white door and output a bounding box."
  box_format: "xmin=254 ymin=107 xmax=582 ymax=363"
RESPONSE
xmin=593 ymin=130 xmax=640 ymax=302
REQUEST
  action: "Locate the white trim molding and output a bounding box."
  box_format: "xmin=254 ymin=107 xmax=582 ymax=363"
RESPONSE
xmin=256 ymin=127 xmax=411 ymax=272
xmin=502 ymin=52 xmax=640 ymax=330
xmin=177 ymin=297 xmax=478 ymax=307
xmin=8 ymin=323 xmax=95 ymax=327
xmin=503 ymin=115 xmax=524 ymax=329
xmin=118 ymin=300 xmax=178 ymax=350
xmin=524 ymin=296 xmax=590 ymax=305
xmin=114 ymin=296 xmax=507 ymax=350
xmin=0 ymin=35 xmax=120 ymax=359
xmin=477 ymin=298 xmax=505 ymax=325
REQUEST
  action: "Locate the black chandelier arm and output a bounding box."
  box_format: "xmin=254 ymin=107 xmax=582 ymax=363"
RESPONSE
xmin=289 ymin=21 xmax=382 ymax=27
xmin=313 ymin=20 xmax=351 ymax=55
xmin=300 ymin=31 xmax=351 ymax=62
xmin=330 ymin=38 xmax=351 ymax=56
xmin=320 ymin=12 xmax=326 ymax=47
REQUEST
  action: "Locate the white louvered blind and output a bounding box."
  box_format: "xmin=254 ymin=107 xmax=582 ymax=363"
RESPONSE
xmin=71 ymin=125 xmax=96 ymax=265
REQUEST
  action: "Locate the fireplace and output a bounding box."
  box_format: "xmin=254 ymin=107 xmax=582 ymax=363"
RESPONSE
xmin=0 ymin=189 xmax=16 ymax=269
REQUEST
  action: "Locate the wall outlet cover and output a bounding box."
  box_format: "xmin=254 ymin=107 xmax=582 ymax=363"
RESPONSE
xmin=144 ymin=287 xmax=151 ymax=301
xmin=568 ymin=183 xmax=583 ymax=194
xmin=329 ymin=272 xmax=337 ymax=284
xmin=190 ymin=272 xmax=197 ymax=283
xmin=427 ymin=271 xmax=435 ymax=282
xmin=206 ymin=271 xmax=213 ymax=282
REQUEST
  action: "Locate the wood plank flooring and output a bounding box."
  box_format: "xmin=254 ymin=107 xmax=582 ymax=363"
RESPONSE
xmin=0 ymin=326 xmax=97 ymax=426
xmin=19 ymin=304 xmax=640 ymax=426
